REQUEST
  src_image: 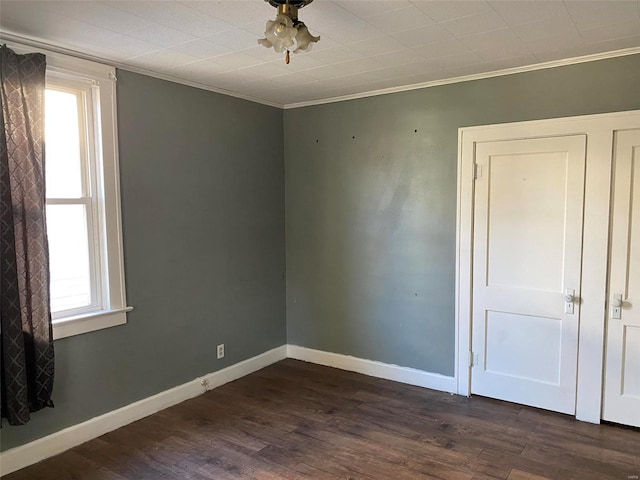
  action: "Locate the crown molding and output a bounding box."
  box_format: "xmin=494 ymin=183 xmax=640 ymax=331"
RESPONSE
xmin=0 ymin=31 xmax=283 ymax=109
xmin=283 ymin=46 xmax=640 ymax=110
xmin=2 ymin=29 xmax=639 ymax=111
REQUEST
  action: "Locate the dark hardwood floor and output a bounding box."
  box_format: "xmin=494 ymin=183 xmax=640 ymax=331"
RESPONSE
xmin=5 ymin=359 xmax=639 ymax=480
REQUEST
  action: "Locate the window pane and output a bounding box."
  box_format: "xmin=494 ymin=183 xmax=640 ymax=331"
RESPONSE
xmin=45 ymin=89 xmax=84 ymax=198
xmin=46 ymin=204 xmax=92 ymax=312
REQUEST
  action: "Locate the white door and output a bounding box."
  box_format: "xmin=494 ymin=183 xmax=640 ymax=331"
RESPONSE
xmin=471 ymin=135 xmax=587 ymax=414
xmin=603 ymin=129 xmax=640 ymax=427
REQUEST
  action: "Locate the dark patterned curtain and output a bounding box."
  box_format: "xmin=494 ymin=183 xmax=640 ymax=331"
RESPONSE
xmin=0 ymin=46 xmax=54 ymax=425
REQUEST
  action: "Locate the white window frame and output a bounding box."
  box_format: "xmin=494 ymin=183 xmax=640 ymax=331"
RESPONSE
xmin=9 ymin=42 xmax=132 ymax=339
xmin=46 ymin=75 xmax=103 ymax=319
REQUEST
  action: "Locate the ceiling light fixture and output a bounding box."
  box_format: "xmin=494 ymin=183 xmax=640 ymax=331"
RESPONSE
xmin=258 ymin=0 xmax=320 ymax=64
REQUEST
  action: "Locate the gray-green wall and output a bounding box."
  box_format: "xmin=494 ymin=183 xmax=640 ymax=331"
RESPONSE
xmin=3 ymin=54 xmax=640 ymax=452
xmin=0 ymin=70 xmax=286 ymax=450
xmin=284 ymin=54 xmax=640 ymax=376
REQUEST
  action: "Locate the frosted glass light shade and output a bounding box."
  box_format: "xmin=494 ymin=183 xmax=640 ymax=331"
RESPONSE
xmin=260 ymin=14 xmax=297 ymax=53
xmin=293 ymin=23 xmax=320 ymax=52
xmin=258 ymin=4 xmax=320 ymax=61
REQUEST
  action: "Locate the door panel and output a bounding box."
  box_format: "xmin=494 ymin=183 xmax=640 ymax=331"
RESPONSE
xmin=485 ymin=311 xmax=562 ymax=383
xmin=622 ymin=327 xmax=640 ymax=397
xmin=485 ymin=151 xmax=567 ymax=292
xmin=471 ymin=135 xmax=587 ymax=414
xmin=603 ymin=129 xmax=640 ymax=427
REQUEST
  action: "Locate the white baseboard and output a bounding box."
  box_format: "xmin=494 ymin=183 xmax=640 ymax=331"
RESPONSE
xmin=286 ymin=345 xmax=456 ymax=394
xmin=1 ymin=344 xmax=456 ymax=476
xmin=0 ymin=345 xmax=287 ymax=477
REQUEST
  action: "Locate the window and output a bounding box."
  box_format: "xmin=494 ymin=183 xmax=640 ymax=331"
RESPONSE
xmin=46 ymin=77 xmax=101 ymax=318
xmin=11 ymin=43 xmax=131 ymax=339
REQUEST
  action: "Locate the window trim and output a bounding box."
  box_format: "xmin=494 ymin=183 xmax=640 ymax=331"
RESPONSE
xmin=8 ymin=42 xmax=132 ymax=339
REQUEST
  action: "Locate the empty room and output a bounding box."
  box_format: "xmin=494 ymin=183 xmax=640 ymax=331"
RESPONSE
xmin=1 ymin=1 xmax=639 ymax=479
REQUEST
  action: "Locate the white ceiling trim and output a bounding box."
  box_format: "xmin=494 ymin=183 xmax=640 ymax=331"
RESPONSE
xmin=284 ymin=45 xmax=640 ymax=110
xmin=2 ymin=30 xmax=639 ymax=111
xmin=110 ymin=63 xmax=282 ymax=109
xmin=0 ymin=30 xmax=282 ymax=109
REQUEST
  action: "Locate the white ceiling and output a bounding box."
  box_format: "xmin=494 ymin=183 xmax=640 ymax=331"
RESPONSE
xmin=1 ymin=1 xmax=640 ymax=107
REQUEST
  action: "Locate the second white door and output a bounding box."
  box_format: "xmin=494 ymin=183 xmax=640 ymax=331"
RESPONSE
xmin=602 ymin=128 xmax=640 ymax=427
xmin=471 ymin=135 xmax=587 ymax=414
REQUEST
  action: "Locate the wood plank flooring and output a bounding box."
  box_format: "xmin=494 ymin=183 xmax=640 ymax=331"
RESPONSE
xmin=5 ymin=359 xmax=639 ymax=480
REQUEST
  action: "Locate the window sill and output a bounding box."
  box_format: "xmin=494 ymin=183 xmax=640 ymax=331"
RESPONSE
xmin=52 ymin=307 xmax=133 ymax=340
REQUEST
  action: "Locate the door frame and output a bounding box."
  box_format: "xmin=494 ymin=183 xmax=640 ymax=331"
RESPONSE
xmin=455 ymin=109 xmax=640 ymax=423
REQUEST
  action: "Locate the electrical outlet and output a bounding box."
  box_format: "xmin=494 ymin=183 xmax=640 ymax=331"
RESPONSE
xmin=217 ymin=344 xmax=224 ymax=359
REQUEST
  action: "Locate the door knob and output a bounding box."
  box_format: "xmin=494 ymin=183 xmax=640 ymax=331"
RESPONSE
xmin=611 ymin=294 xmax=623 ymax=308
xmin=564 ymin=289 xmax=576 ymax=314
xmin=611 ymin=294 xmax=623 ymax=320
